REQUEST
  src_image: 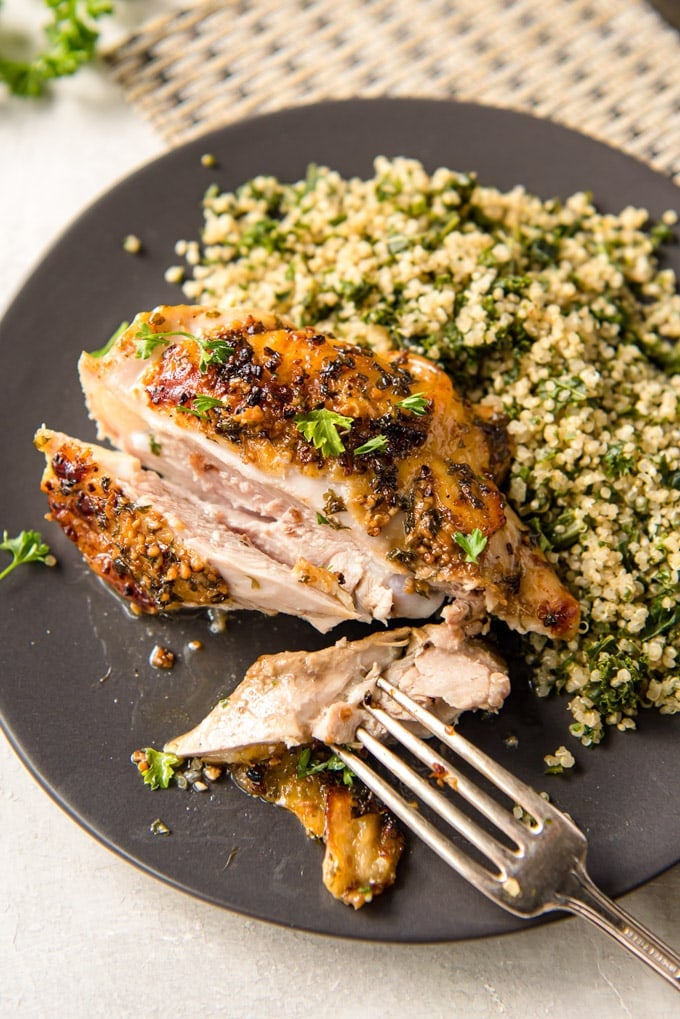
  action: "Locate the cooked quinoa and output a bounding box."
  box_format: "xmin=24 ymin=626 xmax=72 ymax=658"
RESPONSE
xmin=174 ymin=157 xmax=680 ymax=745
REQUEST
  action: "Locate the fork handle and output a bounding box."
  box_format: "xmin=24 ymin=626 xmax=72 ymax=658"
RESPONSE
xmin=556 ymin=865 xmax=680 ymax=991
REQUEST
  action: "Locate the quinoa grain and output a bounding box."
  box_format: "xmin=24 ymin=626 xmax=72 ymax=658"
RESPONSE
xmin=175 ymin=158 xmax=680 ymax=744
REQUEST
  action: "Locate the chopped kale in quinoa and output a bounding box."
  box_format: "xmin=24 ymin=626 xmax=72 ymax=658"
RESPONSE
xmin=173 ymin=157 xmax=680 ymax=746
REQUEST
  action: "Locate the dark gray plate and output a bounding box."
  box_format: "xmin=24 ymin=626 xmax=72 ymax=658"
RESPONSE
xmin=1 ymin=99 xmax=678 ymax=942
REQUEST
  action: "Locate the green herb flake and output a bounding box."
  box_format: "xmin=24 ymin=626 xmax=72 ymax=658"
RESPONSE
xmin=396 ymin=392 xmax=429 ymax=416
xmin=0 ymin=529 xmax=55 ymax=581
xmin=453 ymin=528 xmax=488 ymax=564
xmin=0 ymin=0 xmax=113 ymax=98
xmin=602 ymin=442 xmax=635 ymax=480
xmin=149 ymin=434 xmax=162 ymax=456
xmin=134 ymin=320 xmax=196 ymax=359
xmin=177 ymin=394 xmax=228 ymax=421
xmin=295 ymin=408 xmax=353 ymax=457
xmin=89 ymin=320 xmax=129 ymax=358
xmin=386 ymin=235 xmax=410 ymax=255
xmin=354 ymin=434 xmax=388 ymax=456
xmin=140 ymin=748 xmax=182 ymax=790
xmin=659 ymin=455 xmax=680 ymax=490
xmin=316 ymin=511 xmax=349 ymax=530
xmin=650 ymin=221 xmax=674 ymax=247
xmin=297 ymin=747 xmax=355 ymax=787
xmin=199 ymin=337 xmax=235 ymax=370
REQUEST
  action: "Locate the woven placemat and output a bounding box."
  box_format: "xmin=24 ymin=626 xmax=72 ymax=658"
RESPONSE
xmin=104 ymin=0 xmax=680 ymax=184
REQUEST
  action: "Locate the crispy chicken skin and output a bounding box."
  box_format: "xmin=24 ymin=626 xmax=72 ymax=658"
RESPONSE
xmin=75 ymin=306 xmax=579 ymax=638
xmin=232 ymin=749 xmax=404 ymax=909
xmin=35 ymin=428 xmax=369 ymax=628
xmin=35 ymin=429 xmax=230 ymax=613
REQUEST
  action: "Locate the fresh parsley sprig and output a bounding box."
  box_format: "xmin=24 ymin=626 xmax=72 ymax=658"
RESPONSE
xmin=396 ymin=392 xmax=429 ymax=416
xmin=0 ymin=0 xmax=113 ymax=98
xmin=89 ymin=320 xmax=129 ymax=358
xmin=0 ymin=529 xmax=56 ymax=581
xmin=177 ymin=394 xmax=228 ymax=421
xmin=138 ymin=748 xmax=182 ymax=790
xmin=297 ymin=747 xmax=355 ymax=787
xmin=134 ymin=321 xmax=234 ymax=370
xmin=295 ymin=408 xmax=353 ymax=457
xmin=354 ymin=434 xmax=388 ymax=455
xmin=453 ymin=527 xmax=488 ymax=564
xmin=134 ymin=321 xmax=197 ymax=359
xmin=198 ymin=337 xmax=235 ymax=371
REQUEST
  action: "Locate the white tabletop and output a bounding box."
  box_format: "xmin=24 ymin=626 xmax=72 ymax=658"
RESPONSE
xmin=1 ymin=32 xmax=679 ymax=1019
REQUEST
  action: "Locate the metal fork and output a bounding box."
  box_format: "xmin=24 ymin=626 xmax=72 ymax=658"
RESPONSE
xmin=331 ymin=676 xmax=680 ymax=991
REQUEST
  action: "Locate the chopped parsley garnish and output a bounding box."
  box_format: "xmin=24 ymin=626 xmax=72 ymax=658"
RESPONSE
xmin=297 ymin=747 xmax=355 ymax=787
xmin=89 ymin=320 xmax=129 ymax=358
xmin=134 ymin=321 xmax=198 ymax=359
xmin=149 ymin=434 xmax=162 ymax=455
xmin=386 ymin=235 xmax=410 ymax=255
xmin=198 ymin=337 xmax=235 ymax=370
xmin=537 ymin=376 xmax=588 ymax=404
xmin=453 ymin=528 xmax=488 ymax=564
xmin=0 ymin=529 xmax=55 ymax=581
xmin=139 ymin=748 xmax=182 ymax=790
xmin=134 ymin=320 xmax=234 ymax=369
xmin=354 ymin=434 xmax=388 ymax=455
xmin=0 ymin=0 xmax=113 ymax=97
xmin=295 ymin=408 xmax=353 ymax=457
xmin=316 ymin=512 xmax=348 ymax=530
xmin=177 ymin=394 xmax=228 ymax=420
xmin=548 ymin=509 xmax=586 ymax=551
xmin=659 ymin=455 xmax=680 ymax=490
xmin=602 ymin=442 xmax=635 ymax=479
xmin=396 ymin=392 xmax=429 ymax=415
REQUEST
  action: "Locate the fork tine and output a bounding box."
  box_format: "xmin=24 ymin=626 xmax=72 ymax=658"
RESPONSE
xmin=363 ymin=700 xmax=530 ymax=848
xmin=335 ymin=683 xmax=680 ymax=992
xmin=375 ymin=676 xmax=553 ymax=823
xmin=352 ymin=725 xmax=515 ymax=875
xmin=331 ymin=741 xmax=501 ymax=897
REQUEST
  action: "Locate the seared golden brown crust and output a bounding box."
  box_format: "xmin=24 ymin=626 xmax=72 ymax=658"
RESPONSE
xmin=132 ymin=309 xmax=509 ymax=563
xmin=36 ymin=434 xmax=229 ymax=613
xmin=232 ymin=746 xmax=404 ymax=909
xmin=71 ymin=306 xmax=580 ymax=638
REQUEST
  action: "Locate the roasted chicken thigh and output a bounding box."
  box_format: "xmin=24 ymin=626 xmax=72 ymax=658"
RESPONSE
xmin=70 ymin=305 xmax=578 ymax=638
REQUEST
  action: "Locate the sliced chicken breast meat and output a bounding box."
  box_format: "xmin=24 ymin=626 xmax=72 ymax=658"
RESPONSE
xmin=75 ymin=305 xmax=579 ymax=639
xmin=36 ymin=428 xmax=365 ymax=630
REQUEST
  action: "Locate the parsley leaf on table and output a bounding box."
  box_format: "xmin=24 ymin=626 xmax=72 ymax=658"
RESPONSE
xmin=140 ymin=748 xmax=182 ymax=790
xmin=0 ymin=529 xmax=55 ymax=581
xmin=0 ymin=0 xmax=113 ymax=98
